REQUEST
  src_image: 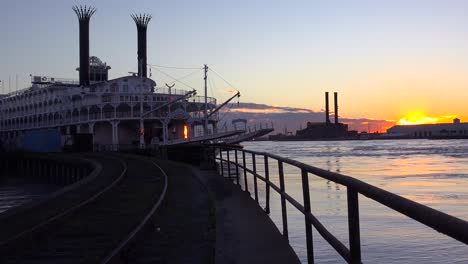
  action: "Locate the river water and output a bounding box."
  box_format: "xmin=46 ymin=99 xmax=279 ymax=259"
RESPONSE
xmin=239 ymin=139 xmax=468 ymax=264
xmin=0 ymin=176 xmax=59 ymax=214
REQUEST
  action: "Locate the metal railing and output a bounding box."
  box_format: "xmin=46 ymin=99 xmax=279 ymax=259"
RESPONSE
xmin=212 ymin=146 xmax=468 ymax=264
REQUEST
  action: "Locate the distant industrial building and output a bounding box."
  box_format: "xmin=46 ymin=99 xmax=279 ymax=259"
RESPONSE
xmin=295 ymin=92 xmax=349 ymax=139
xmin=387 ymin=118 xmax=468 ymax=138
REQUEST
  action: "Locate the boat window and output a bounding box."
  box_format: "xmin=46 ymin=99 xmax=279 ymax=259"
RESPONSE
xmin=110 ymin=83 xmax=119 ymax=93
xmin=102 ymin=96 xmax=111 ymax=103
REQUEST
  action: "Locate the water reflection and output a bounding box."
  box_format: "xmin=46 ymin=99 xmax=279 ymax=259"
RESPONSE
xmin=243 ymin=140 xmax=468 ymax=264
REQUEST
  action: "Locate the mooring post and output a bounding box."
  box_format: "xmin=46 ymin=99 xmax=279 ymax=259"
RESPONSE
xmin=242 ymin=151 xmax=249 ymax=193
xmin=55 ymin=163 xmax=60 ymax=184
xmin=72 ymin=167 xmax=77 ymax=183
xmin=227 ymin=150 xmax=231 ymax=179
xmin=278 ymin=160 xmax=289 ymax=240
xmin=39 ymin=161 xmax=44 ymax=179
xmin=219 ymin=150 xmax=224 ymax=177
xmin=213 ymin=148 xmax=217 ymax=169
xmin=234 ymin=149 xmax=240 ymax=185
xmin=252 ymin=153 xmax=258 ymax=202
xmin=264 ymin=155 xmax=270 ymax=214
xmin=61 ymin=164 xmax=66 ymax=185
xmin=301 ymin=169 xmax=314 ymax=264
xmin=48 ymin=161 xmax=53 ymax=182
xmin=347 ymin=187 xmax=361 ymax=263
xmin=81 ymin=167 xmax=87 ymax=180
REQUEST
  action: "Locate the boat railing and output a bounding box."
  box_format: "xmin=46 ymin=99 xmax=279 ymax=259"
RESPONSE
xmin=211 ymin=146 xmax=468 ymax=264
xmin=220 ymin=121 xmax=274 ymax=134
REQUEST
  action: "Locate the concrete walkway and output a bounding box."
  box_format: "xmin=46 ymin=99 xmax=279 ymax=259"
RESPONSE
xmin=193 ymin=167 xmax=300 ymax=264
xmin=127 ymin=159 xmax=215 ymax=264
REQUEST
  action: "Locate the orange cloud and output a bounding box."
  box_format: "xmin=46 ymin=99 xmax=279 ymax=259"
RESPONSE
xmin=225 ymin=89 xmax=237 ymax=94
xmin=230 ymin=108 xmax=290 ymax=114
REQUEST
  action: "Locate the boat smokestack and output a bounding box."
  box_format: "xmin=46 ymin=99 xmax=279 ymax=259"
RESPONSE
xmin=334 ymin=92 xmax=338 ymax=124
xmin=325 ymin=92 xmax=331 ymax=126
xmin=132 ymin=14 xmax=152 ymax=78
xmin=73 ymin=5 xmax=96 ymax=87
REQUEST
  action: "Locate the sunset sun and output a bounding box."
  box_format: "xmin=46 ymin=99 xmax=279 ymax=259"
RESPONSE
xmin=397 ymin=112 xmax=439 ymax=125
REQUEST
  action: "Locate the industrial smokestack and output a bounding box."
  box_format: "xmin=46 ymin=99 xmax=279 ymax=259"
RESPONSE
xmin=73 ymin=5 xmax=96 ymax=87
xmin=325 ymin=92 xmax=331 ymax=126
xmin=132 ymin=14 xmax=152 ymax=78
xmin=334 ymin=92 xmax=338 ymax=124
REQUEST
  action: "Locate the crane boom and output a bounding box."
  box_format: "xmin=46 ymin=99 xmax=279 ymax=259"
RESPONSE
xmin=207 ymin=91 xmax=240 ymax=118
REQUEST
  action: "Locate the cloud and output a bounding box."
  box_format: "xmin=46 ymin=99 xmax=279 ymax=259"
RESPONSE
xmin=225 ymin=89 xmax=238 ymax=94
xmin=226 ymin=103 xmax=315 ymax=114
xmin=219 ymin=102 xmax=395 ymax=133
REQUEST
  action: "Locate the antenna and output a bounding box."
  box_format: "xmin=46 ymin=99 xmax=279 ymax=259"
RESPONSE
xmin=165 ymin=83 xmax=175 ymax=93
xmin=203 ymin=65 xmax=209 ymax=135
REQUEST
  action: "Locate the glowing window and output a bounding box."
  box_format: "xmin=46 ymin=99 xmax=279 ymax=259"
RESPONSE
xmin=183 ymin=125 xmax=188 ymax=139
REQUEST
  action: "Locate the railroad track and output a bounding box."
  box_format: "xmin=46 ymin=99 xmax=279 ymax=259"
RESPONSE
xmin=0 ymin=154 xmax=168 ymax=264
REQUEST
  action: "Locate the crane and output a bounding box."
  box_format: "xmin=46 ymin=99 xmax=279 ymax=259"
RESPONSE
xmin=207 ymin=91 xmax=240 ymax=118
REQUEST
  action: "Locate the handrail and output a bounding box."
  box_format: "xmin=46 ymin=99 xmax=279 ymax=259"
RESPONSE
xmin=212 ymin=146 xmax=468 ymax=264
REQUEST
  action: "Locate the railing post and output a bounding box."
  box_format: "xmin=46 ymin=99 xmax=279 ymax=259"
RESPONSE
xmin=242 ymin=151 xmax=248 ymax=193
xmin=234 ymin=149 xmax=240 ymax=185
xmin=278 ymin=160 xmax=289 ymax=240
xmin=220 ymin=150 xmax=224 ymax=177
xmin=264 ymin=155 xmax=270 ymax=214
xmin=252 ymin=153 xmax=258 ymax=202
xmin=347 ymin=188 xmax=361 ymax=263
xmin=301 ymin=169 xmax=314 ymax=264
xmin=212 ymin=147 xmax=217 ymax=169
xmin=227 ymin=150 xmax=231 ymax=179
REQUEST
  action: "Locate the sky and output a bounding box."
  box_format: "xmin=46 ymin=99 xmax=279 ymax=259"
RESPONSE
xmin=2 ymin=0 xmax=468 ymax=126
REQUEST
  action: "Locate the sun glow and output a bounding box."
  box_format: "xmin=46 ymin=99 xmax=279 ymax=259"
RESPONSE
xmin=397 ymin=112 xmax=457 ymax=125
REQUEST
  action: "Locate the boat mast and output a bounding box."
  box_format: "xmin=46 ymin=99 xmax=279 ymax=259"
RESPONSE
xmin=204 ymin=64 xmax=208 ymax=135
